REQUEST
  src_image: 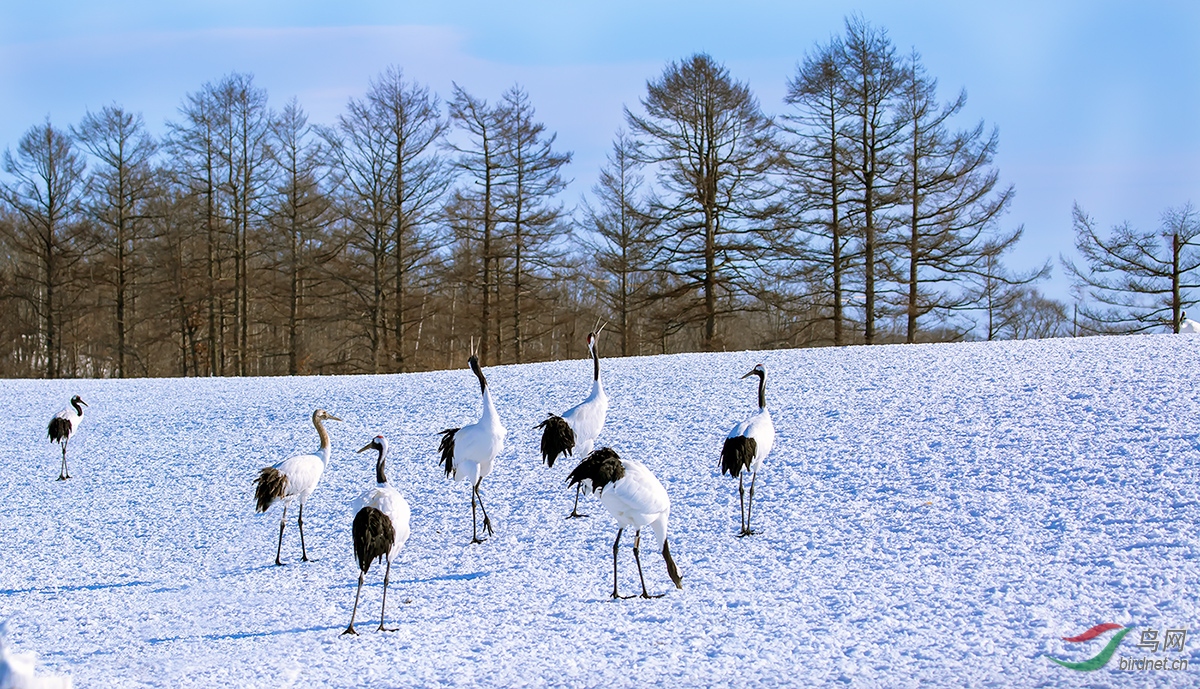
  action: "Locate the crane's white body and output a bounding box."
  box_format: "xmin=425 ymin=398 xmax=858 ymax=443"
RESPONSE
xmin=352 ymin=484 xmax=411 ymax=561
xmin=448 ymin=387 xmax=506 ymax=488
xmin=727 ymin=406 xmax=775 ymax=474
xmin=1181 ymin=318 xmax=1200 ymax=334
xmin=0 ymin=622 xmax=72 ymax=689
xmin=51 ymin=406 xmax=83 ymax=438
xmin=271 ymin=445 xmax=331 ymax=506
xmin=598 ymin=458 xmax=671 ymax=550
xmin=562 ymin=380 xmax=608 ymax=458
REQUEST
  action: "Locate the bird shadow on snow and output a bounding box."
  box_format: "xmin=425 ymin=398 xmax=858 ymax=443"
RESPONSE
xmin=325 ymin=566 xmax=512 ymax=589
xmin=146 ymin=624 xmax=337 ymax=645
xmin=0 ymin=579 xmax=155 ymax=596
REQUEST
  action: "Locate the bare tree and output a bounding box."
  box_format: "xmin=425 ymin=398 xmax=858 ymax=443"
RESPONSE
xmin=268 ymin=98 xmax=335 ymax=375
xmin=446 ymin=85 xmax=506 ymax=365
xmin=167 ymin=84 xmax=228 ymax=375
xmin=1064 ymin=203 xmax=1200 ymax=333
xmin=838 ymin=16 xmax=907 ymax=343
xmin=626 ymin=53 xmax=782 ymax=351
xmin=579 ymin=130 xmax=658 ymax=356
xmin=893 ymin=51 xmax=1030 ymax=342
xmin=74 ymin=105 xmax=160 ymax=377
xmin=213 ymin=73 xmax=272 ymax=375
xmin=783 ymin=37 xmax=856 ymax=345
xmin=367 ymin=67 xmax=451 ymax=370
xmin=321 ymin=94 xmax=394 ymax=373
xmin=1 ymin=120 xmax=88 ymax=377
xmin=495 ymin=84 xmax=572 ymax=363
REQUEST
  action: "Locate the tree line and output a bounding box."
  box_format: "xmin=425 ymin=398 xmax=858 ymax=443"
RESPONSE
xmin=2 ymin=17 xmax=1107 ymax=379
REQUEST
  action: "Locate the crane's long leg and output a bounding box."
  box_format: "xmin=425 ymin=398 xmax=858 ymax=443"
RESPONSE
xmin=632 ymin=529 xmax=663 ymax=599
xmin=567 ymin=484 xmax=588 ymax=519
xmin=470 ymin=486 xmax=482 ymax=544
xmin=737 ymin=473 xmax=746 ymax=535
xmin=378 ymin=553 xmax=397 ymax=632
xmin=611 ymin=527 xmax=624 ymax=599
xmin=744 ymin=467 xmax=759 ymax=537
xmin=342 ymin=570 xmax=364 ymax=636
xmin=57 ymin=439 xmax=70 ymax=481
xmin=475 ymin=479 xmax=494 ymax=537
xmin=298 ymin=502 xmax=310 ymax=562
xmin=275 ymin=505 xmax=287 ymax=566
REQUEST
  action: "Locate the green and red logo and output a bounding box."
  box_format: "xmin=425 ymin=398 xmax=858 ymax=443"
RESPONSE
xmin=1047 ymin=623 xmax=1130 ymax=671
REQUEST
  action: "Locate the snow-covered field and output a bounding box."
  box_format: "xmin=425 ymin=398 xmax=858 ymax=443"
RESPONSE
xmin=0 ymin=335 xmax=1197 ymax=687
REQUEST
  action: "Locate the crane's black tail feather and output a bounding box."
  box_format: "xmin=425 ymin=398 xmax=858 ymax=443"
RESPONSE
xmin=352 ymin=506 xmax=395 ymax=574
xmin=537 ymin=414 xmax=575 ymax=468
xmin=254 ymin=467 xmax=288 ymax=513
xmin=47 ymin=417 xmax=72 ymax=443
xmin=720 ymin=436 xmax=757 ymax=478
xmin=438 ymin=428 xmax=459 ymax=478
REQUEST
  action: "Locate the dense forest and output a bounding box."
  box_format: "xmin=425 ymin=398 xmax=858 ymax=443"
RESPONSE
xmin=0 ymin=17 xmax=1114 ymax=379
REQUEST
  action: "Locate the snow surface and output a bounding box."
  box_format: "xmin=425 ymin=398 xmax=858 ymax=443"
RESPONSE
xmin=1 ymin=335 xmax=1198 ymax=687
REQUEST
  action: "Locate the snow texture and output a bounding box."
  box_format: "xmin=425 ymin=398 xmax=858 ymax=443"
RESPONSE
xmin=0 ymin=335 xmax=1198 ymax=687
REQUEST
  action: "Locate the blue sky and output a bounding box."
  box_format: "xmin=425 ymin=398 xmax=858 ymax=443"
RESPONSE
xmin=2 ymin=1 xmax=1198 ymax=302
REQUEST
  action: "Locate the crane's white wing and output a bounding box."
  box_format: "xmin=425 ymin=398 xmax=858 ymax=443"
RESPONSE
xmin=598 ymin=459 xmax=670 ymax=528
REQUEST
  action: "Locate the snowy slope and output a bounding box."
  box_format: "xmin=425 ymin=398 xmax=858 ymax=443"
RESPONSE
xmin=0 ymin=335 xmax=1197 ymax=687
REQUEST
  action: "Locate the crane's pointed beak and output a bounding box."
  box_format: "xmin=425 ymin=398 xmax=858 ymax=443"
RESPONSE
xmin=328 ymin=414 xmax=343 ymax=422
xmin=740 ymin=370 xmax=755 ymax=379
xmin=357 ymin=443 xmax=373 ymax=453
xmin=79 ymin=400 xmax=89 ymax=407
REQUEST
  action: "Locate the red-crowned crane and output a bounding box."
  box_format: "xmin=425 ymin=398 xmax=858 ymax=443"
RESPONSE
xmin=567 ymin=448 xmax=683 ymax=599
xmin=0 ymin=620 xmax=72 ymax=689
xmin=720 ymin=364 xmax=775 ymax=537
xmin=253 ymin=408 xmax=343 ymax=565
xmin=1179 ymin=311 xmax=1200 ymax=333
xmin=438 ymin=340 xmax=507 ymax=544
xmin=343 ymin=435 xmax=411 ymax=636
xmin=47 ymin=395 xmax=87 ymax=481
xmin=537 ymin=323 xmax=608 ymax=518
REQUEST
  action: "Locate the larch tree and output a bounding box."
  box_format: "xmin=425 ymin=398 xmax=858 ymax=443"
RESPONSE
xmin=167 ymin=84 xmax=227 ymax=375
xmin=838 ymin=16 xmax=907 ymax=343
xmin=267 ymin=98 xmax=335 ymax=375
xmin=782 ymin=37 xmax=856 ymax=346
xmin=626 ymin=53 xmax=782 ymax=351
xmin=1 ymin=120 xmax=88 ymax=378
xmin=893 ymin=51 xmax=1029 ymax=343
xmin=213 ymin=73 xmax=272 ymax=375
xmin=74 ymin=105 xmax=160 ymax=377
xmin=495 ymin=84 xmax=571 ymax=363
xmin=446 ymin=84 xmax=507 ymax=365
xmin=321 ymin=93 xmax=395 ymax=373
xmin=1064 ymin=203 xmax=1200 ymax=333
xmin=579 ymin=130 xmax=658 ymax=357
xmin=367 ymin=67 xmax=451 ymax=371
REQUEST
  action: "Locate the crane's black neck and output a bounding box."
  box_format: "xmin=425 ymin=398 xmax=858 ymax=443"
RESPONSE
xmin=71 ymin=398 xmax=84 ymax=416
xmin=375 ymin=447 xmax=388 ymax=485
xmin=591 ymin=342 xmax=600 ymax=382
xmin=754 ymin=371 xmax=766 ymax=410
xmin=469 ymin=355 xmax=487 ymax=394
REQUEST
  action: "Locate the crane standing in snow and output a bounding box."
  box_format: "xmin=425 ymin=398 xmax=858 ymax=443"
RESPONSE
xmin=343 ymin=435 xmax=411 ymax=636
xmin=0 ymin=619 xmax=72 ymax=689
xmin=1179 ymin=311 xmax=1200 ymax=333
xmin=568 ymin=447 xmax=683 ymax=599
xmin=537 ymin=323 xmax=609 ymax=518
xmin=720 ymin=364 xmax=774 ymax=537
xmin=254 ymin=408 xmax=343 ymax=565
xmin=438 ymin=340 xmax=507 ymax=544
xmin=47 ymin=395 xmax=87 ymax=481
